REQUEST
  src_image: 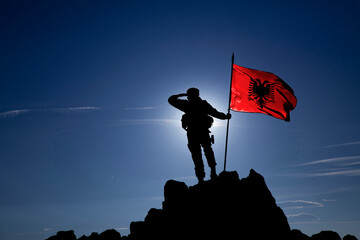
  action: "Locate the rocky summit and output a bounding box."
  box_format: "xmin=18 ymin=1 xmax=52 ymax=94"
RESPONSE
xmin=129 ymin=169 xmax=290 ymax=240
xmin=46 ymin=169 xmax=358 ymax=240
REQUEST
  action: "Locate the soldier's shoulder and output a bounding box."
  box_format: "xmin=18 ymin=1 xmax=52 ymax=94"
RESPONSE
xmin=202 ymin=100 xmax=213 ymax=107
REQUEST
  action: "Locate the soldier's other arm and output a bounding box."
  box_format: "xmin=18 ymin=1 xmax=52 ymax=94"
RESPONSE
xmin=168 ymin=93 xmax=188 ymax=112
xmin=206 ymin=102 xmax=231 ymax=120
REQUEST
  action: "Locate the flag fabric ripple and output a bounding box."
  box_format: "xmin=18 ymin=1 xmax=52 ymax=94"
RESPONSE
xmin=230 ymin=64 xmax=297 ymax=121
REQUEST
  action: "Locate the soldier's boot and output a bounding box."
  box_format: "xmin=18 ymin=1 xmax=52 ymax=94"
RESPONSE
xmin=195 ymin=166 xmax=205 ymax=184
xmin=188 ymin=143 xmax=205 ymax=184
xmin=210 ymin=166 xmax=217 ymax=180
xmin=204 ymin=145 xmax=217 ymax=179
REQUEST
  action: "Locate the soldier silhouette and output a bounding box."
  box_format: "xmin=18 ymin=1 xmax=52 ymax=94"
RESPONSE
xmin=169 ymin=88 xmax=231 ymax=183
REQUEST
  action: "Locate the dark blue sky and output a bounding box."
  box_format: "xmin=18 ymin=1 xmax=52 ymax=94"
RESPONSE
xmin=1 ymin=1 xmax=360 ymax=239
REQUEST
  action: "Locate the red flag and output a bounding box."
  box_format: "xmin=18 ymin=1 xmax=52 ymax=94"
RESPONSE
xmin=230 ymin=64 xmax=297 ymax=121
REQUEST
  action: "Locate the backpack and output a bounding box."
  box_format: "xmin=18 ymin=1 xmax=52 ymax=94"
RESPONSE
xmin=181 ymin=113 xmax=213 ymax=131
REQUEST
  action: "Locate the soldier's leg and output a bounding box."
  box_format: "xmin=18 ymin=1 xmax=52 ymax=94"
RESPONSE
xmin=202 ymin=134 xmax=217 ymax=179
xmin=187 ymin=133 xmax=205 ymax=183
xmin=188 ymin=143 xmax=205 ymax=182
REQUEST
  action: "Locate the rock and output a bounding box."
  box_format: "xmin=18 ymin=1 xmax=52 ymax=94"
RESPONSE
xmin=78 ymin=232 xmax=99 ymax=240
xmin=77 ymin=230 xmax=121 ymax=240
xmin=129 ymin=221 xmax=147 ymax=239
xmin=99 ymin=229 xmax=121 ymax=240
xmin=162 ymin=179 xmax=188 ymax=212
xmin=311 ymin=231 xmax=341 ymax=240
xmin=45 ymin=230 xmax=77 ymax=240
xmin=45 ymin=169 xmax=356 ymax=240
xmin=343 ymin=234 xmax=358 ymax=240
xmin=128 ymin=169 xmax=291 ymax=240
xmin=290 ymin=229 xmax=311 ymax=240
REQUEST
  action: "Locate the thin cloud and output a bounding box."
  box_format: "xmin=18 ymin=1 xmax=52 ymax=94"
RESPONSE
xmin=300 ymin=156 xmax=360 ymax=166
xmin=282 ymin=155 xmax=360 ymax=178
xmin=282 ymin=187 xmax=353 ymax=198
xmin=303 ymin=169 xmax=360 ymax=177
xmin=55 ymin=106 xmax=100 ymax=111
xmin=174 ymin=176 xmax=197 ymax=181
xmin=0 ymin=109 xmax=31 ymax=118
xmin=319 ymin=187 xmax=354 ymax=195
xmin=322 ymin=199 xmax=336 ymax=202
xmin=290 ymin=220 xmax=360 ymax=225
xmin=110 ymin=118 xmax=178 ymax=126
xmin=0 ymin=107 xmax=101 ymax=118
xmin=277 ymin=200 xmax=324 ymax=209
xmin=125 ymin=107 xmax=156 ymax=110
xmin=321 ymin=141 xmax=360 ymax=148
xmin=340 ymin=161 xmax=360 ymax=166
xmin=287 ymin=213 xmax=320 ymax=222
xmin=147 ymin=196 xmax=164 ymax=201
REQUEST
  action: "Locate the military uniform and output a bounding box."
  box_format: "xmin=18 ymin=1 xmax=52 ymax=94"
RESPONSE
xmin=168 ymin=91 xmax=229 ymax=182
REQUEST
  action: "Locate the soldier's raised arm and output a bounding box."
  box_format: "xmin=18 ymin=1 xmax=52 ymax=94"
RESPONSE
xmin=168 ymin=93 xmax=188 ymax=112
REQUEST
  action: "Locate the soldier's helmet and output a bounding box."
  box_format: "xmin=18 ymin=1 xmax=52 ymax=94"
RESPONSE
xmin=187 ymin=88 xmax=199 ymax=98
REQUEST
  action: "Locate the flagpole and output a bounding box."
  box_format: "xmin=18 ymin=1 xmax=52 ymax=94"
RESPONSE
xmin=223 ymin=53 xmax=234 ymax=172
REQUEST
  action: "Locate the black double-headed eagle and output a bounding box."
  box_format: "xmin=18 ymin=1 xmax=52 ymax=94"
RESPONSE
xmin=248 ymin=78 xmax=275 ymax=109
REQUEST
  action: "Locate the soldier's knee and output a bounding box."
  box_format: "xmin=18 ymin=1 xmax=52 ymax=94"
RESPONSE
xmin=188 ymin=143 xmax=200 ymax=153
xmin=203 ymin=145 xmax=214 ymax=155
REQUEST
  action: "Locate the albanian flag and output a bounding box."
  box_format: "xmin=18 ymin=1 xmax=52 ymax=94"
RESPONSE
xmin=230 ymin=64 xmax=297 ymax=121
